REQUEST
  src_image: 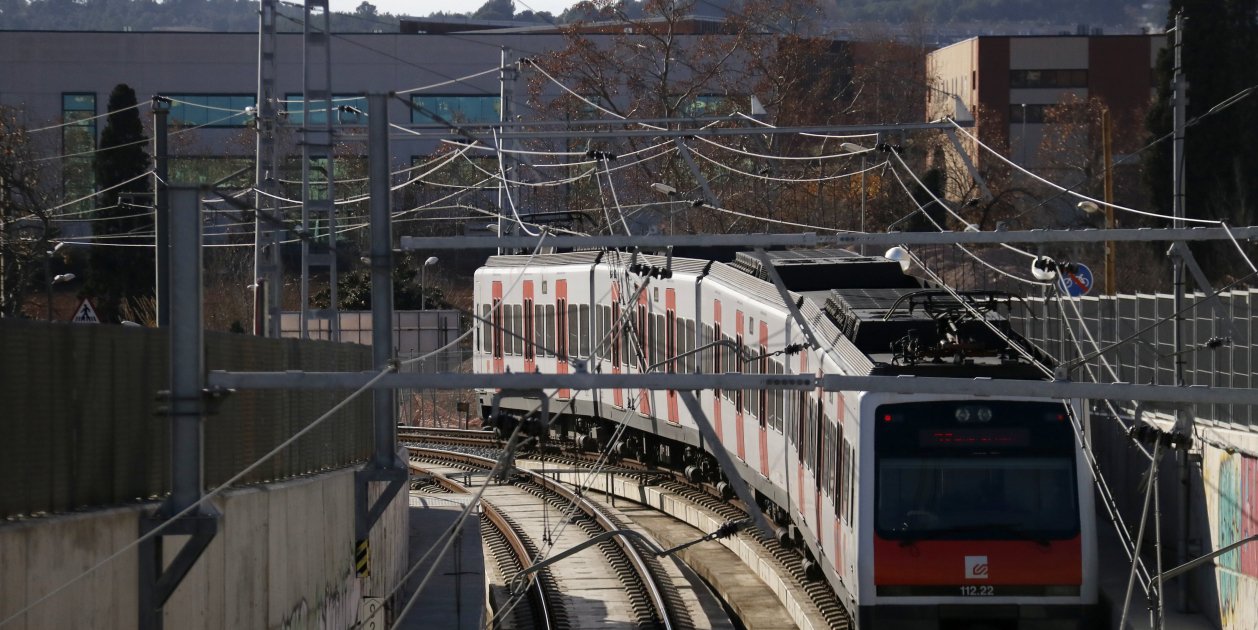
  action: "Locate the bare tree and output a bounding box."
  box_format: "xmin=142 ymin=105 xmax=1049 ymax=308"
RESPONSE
xmin=0 ymin=107 xmax=58 ymax=318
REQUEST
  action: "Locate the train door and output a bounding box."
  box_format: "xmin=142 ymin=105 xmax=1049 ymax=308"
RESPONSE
xmin=815 ymin=394 xmax=825 ymax=532
xmin=735 ymin=310 xmax=746 ymax=462
xmin=637 ymin=287 xmax=651 ymax=416
xmin=758 ymin=321 xmax=769 ymax=477
xmin=492 ymin=280 xmax=504 ymax=374
xmin=556 ymin=279 xmax=569 ymax=400
xmin=834 ymin=421 xmax=846 ymax=575
xmin=611 ymin=281 xmax=623 ymax=409
xmin=713 ymin=299 xmax=724 ymax=443
xmin=797 ymin=352 xmax=808 ymax=513
xmin=523 ymin=280 xmax=535 ymax=373
xmin=666 ymin=288 xmax=679 ymax=424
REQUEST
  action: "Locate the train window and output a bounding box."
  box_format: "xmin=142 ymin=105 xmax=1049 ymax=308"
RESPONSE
xmin=832 ymin=424 xmax=839 ymax=499
xmin=685 ymin=320 xmax=696 ymax=373
xmin=636 ymin=304 xmax=648 ymax=371
xmin=846 ymin=445 xmax=855 ymax=524
xmin=833 ymin=424 xmax=842 ymax=514
xmin=769 ymin=362 xmax=779 ymax=430
xmin=700 ymin=325 xmax=712 ymax=374
xmin=758 ymin=348 xmax=768 ymax=426
xmin=621 ymin=312 xmax=634 ymax=369
xmin=481 ymin=305 xmax=491 ymax=353
xmin=579 ymin=304 xmax=591 ymax=358
xmin=568 ymin=304 xmax=579 ymax=360
xmin=806 ymin=399 xmax=815 ymax=467
xmin=598 ymin=305 xmax=610 ymax=359
xmin=513 ymin=304 xmax=524 ymax=356
xmin=836 ymin=436 xmax=846 ymax=518
xmin=503 ymin=303 xmax=514 ymax=356
xmin=534 ymin=304 xmax=546 ymax=357
xmin=611 ymin=306 xmax=621 ymax=366
xmin=659 ymin=313 xmax=669 ymax=369
xmin=544 ymin=305 xmax=555 ymax=357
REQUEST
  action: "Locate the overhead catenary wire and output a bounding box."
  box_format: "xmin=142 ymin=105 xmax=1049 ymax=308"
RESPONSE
xmin=690 ymin=144 xmax=890 ymax=184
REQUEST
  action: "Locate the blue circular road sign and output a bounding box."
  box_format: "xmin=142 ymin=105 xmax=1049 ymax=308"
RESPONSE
xmin=1058 ymin=263 xmax=1094 ymax=297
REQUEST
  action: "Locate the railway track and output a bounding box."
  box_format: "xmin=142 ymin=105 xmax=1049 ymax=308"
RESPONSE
xmin=401 ymin=427 xmax=851 ymax=629
xmin=408 ymin=445 xmax=689 ymax=629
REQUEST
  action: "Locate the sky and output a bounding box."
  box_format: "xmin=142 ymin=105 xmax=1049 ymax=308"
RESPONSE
xmin=326 ymin=0 xmax=583 ymax=17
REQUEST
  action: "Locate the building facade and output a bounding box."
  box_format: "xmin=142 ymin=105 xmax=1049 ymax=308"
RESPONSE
xmin=927 ymin=34 xmax=1163 ymax=175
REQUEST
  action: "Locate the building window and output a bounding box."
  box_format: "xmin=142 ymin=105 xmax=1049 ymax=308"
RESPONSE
xmin=169 ymin=156 xmax=253 ymax=186
xmin=1009 ymin=69 xmax=1088 ymax=89
xmin=284 ymin=94 xmax=367 ymax=125
xmin=1009 ymin=104 xmax=1050 ymax=124
xmin=167 ymin=94 xmax=255 ymax=127
xmin=411 ymin=95 xmax=499 ymax=125
xmin=62 ymin=93 xmax=96 ymax=204
xmin=680 ymin=94 xmax=743 ymax=117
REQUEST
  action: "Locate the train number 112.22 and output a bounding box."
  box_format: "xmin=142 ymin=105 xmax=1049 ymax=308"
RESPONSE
xmin=960 ymin=585 xmax=995 ymax=596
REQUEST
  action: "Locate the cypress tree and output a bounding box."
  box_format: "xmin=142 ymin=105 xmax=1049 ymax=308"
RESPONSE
xmin=85 ymin=84 xmax=153 ymax=322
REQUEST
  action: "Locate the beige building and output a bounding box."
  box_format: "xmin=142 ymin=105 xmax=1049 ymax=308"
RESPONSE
xmin=927 ymin=35 xmax=1164 ymax=181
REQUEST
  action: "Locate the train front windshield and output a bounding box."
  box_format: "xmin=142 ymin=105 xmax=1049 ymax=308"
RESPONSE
xmin=874 ymin=401 xmax=1080 ymax=542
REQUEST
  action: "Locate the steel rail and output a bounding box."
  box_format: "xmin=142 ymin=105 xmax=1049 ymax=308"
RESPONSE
xmin=480 ymin=500 xmax=556 ymax=630
xmin=408 ymin=446 xmax=677 ymax=630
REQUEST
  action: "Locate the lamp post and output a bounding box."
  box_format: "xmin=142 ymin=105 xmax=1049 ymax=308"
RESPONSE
xmin=1020 ymin=103 xmax=1028 ymax=166
xmin=650 ymin=182 xmax=680 ymax=234
xmin=420 ymin=256 xmax=439 ymax=311
xmin=841 ymin=143 xmax=871 ymax=254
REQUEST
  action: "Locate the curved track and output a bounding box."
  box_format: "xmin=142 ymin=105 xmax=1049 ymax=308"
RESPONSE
xmin=408 ymin=445 xmax=687 ymax=629
xmin=401 ymin=427 xmax=851 ymax=629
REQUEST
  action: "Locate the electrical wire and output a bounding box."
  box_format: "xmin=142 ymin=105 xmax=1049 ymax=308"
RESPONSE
xmin=690 ymin=145 xmax=888 ymax=184
xmin=945 ymin=119 xmax=1224 ymax=226
xmin=885 ymin=165 xmax=1043 ymax=287
xmin=491 ymin=127 xmax=540 ymax=236
xmin=691 ymin=134 xmax=873 ymax=161
xmin=22 ymin=100 xmax=149 ymax=134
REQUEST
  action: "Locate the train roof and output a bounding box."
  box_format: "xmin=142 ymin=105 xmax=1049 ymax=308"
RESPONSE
xmin=729 ymin=249 xmax=920 ymax=292
xmin=482 ymin=249 xmax=1048 ymax=378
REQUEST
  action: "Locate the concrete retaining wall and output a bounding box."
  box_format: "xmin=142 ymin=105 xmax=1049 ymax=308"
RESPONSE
xmin=1198 ymin=427 xmax=1258 ymax=630
xmin=0 ymin=466 xmax=407 ymax=629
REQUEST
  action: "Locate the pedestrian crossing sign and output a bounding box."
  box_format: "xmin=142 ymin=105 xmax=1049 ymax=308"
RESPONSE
xmin=71 ymin=298 xmax=100 ymax=324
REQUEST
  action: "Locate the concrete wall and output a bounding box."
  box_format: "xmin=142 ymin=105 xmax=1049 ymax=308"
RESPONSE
xmin=0 ymin=466 xmax=408 ymax=629
xmin=1199 ymin=427 xmax=1258 ymax=630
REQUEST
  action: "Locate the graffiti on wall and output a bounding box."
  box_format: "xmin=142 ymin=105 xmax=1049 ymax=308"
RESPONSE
xmin=1215 ymin=452 xmax=1257 ymax=628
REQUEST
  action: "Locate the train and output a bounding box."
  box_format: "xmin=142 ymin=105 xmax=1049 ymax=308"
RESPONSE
xmin=473 ymin=248 xmax=1101 ymax=630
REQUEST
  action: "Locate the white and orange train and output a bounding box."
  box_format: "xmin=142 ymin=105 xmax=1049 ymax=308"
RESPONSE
xmin=474 ymin=249 xmax=1101 ymax=629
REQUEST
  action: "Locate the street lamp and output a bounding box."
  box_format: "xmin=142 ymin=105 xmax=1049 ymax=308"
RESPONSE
xmin=651 ymin=182 xmax=683 ymax=234
xmin=48 ymin=273 xmax=75 ymax=321
xmin=44 ymin=242 xmax=69 ymax=321
xmin=420 ymin=256 xmax=439 ymax=311
xmin=841 ymin=143 xmax=871 ymax=254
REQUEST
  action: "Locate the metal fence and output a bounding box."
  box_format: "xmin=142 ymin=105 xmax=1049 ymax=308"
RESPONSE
xmin=0 ymin=319 xmax=374 ymax=519
xmin=396 ymin=347 xmax=476 ymax=428
xmin=1008 ymin=289 xmax=1258 ymax=430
